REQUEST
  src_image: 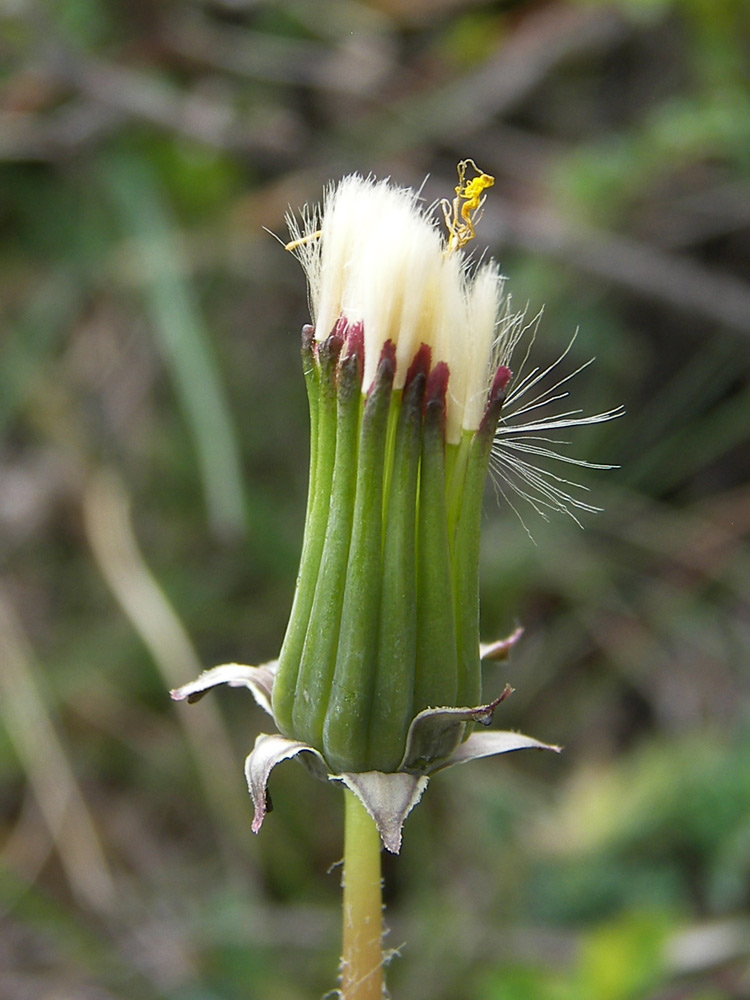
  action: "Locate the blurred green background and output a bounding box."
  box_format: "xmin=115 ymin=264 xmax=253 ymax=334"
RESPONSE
xmin=1 ymin=0 xmax=749 ymax=997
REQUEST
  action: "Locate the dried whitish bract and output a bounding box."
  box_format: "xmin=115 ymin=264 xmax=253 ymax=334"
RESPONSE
xmin=171 ymin=659 xmax=559 ymax=853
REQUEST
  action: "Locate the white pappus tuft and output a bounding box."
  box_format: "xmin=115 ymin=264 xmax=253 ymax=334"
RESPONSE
xmin=491 ymin=309 xmax=624 ymax=531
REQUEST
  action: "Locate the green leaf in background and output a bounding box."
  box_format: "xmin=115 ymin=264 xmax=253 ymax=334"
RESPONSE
xmin=102 ymin=154 xmax=247 ymax=540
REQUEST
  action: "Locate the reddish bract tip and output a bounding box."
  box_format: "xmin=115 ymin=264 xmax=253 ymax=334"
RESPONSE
xmin=340 ymin=319 xmax=365 ymax=366
xmin=323 ymin=318 xmax=346 ymax=361
xmin=332 ymin=315 xmax=350 ymax=341
xmin=404 ymin=344 xmax=432 ymax=390
xmin=492 ymin=365 xmax=513 ymax=399
xmin=478 ymin=365 xmax=513 ymax=436
xmin=425 ymin=361 xmax=450 ymax=408
xmin=379 ymin=338 xmax=397 ymax=372
xmin=367 ymin=339 xmax=397 ymax=399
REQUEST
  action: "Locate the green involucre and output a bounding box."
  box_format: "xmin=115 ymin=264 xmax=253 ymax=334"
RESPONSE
xmin=323 ymin=348 xmax=395 ymax=772
xmin=414 ymin=388 xmax=458 ymax=717
xmin=277 ymin=331 xmax=505 ymax=772
xmin=273 ymin=331 xmax=337 ymax=736
xmin=367 ymin=375 xmax=425 ymax=772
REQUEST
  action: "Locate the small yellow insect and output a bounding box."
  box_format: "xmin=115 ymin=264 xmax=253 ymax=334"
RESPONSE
xmin=442 ymin=158 xmax=495 ymax=252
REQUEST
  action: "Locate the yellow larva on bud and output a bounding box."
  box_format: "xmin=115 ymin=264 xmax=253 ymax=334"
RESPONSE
xmin=442 ymin=158 xmax=495 ymax=252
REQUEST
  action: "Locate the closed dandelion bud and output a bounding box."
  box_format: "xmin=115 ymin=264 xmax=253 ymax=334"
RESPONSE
xmin=170 ymin=160 xmax=613 ymax=846
xmin=272 ymin=164 xmax=513 ymax=774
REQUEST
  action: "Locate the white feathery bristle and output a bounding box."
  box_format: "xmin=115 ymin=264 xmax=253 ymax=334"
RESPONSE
xmin=491 ymin=326 xmax=625 ymax=528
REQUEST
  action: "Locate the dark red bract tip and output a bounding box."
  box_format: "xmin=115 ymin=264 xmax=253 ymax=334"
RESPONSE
xmin=404 ymin=344 xmax=432 ymax=390
xmin=338 ymin=319 xmax=365 ymax=373
xmin=425 ymin=361 xmax=450 ymax=409
xmin=478 ymin=365 xmax=512 ymax=436
xmin=367 ymin=339 xmax=397 ymax=400
xmin=380 ymin=338 xmax=397 ymax=371
xmin=372 ymin=338 xmax=397 ymax=389
xmin=492 ymin=365 xmax=513 ymax=398
xmin=324 ymin=318 xmax=346 ymax=359
xmin=332 ymin=315 xmax=350 ymax=341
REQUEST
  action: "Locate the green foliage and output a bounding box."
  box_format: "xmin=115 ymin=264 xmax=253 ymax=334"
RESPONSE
xmin=554 ymin=91 xmax=750 ymax=226
xmin=480 ymin=912 xmax=671 ymax=1000
xmin=524 ymin=731 xmax=750 ymax=922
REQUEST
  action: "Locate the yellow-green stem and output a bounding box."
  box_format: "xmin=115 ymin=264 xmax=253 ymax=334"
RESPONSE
xmin=341 ymin=789 xmax=384 ymax=1000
